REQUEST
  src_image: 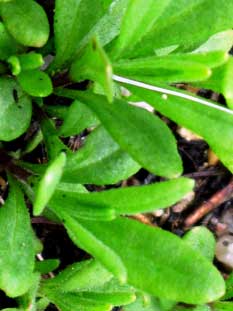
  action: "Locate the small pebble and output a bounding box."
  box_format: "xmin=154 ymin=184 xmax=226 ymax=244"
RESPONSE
xmin=216 ymin=235 xmax=233 ymax=269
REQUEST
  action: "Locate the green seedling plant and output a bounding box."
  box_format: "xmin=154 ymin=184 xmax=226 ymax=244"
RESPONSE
xmin=1 ymin=0 xmax=233 ymax=310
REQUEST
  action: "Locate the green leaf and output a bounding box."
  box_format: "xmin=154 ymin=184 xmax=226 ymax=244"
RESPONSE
xmin=0 ymin=0 xmax=49 ymax=47
xmin=183 ymin=226 xmax=216 ymax=261
xmin=114 ymin=52 xmax=230 ymax=84
xmin=34 ymin=152 xmax=66 ymax=216
xmin=17 ymin=70 xmax=53 ymax=97
xmin=8 ymin=53 xmax=44 ymax=76
xmin=63 ymin=126 xmax=140 ymax=185
xmin=18 ymin=274 xmax=40 ymax=311
xmin=61 ymin=216 xmax=225 ymax=304
xmin=127 ymin=84 xmax=233 ymax=175
xmin=110 ymin=0 xmax=171 ymax=59
xmin=0 ymin=77 xmax=32 ymax=141
xmin=41 ymin=259 xmax=135 ymax=306
xmin=35 ymin=259 xmax=60 ymax=275
xmin=52 ymin=177 xmax=194 ymax=215
xmin=123 ymin=295 xmax=170 ymax=311
xmin=70 ymin=38 xmax=113 ymax=102
xmin=128 ymin=0 xmax=233 ymax=58
xmin=213 ymin=302 xmax=233 ymax=311
xmin=54 ymin=0 xmax=113 ymax=68
xmin=0 ymin=176 xmax=38 ymax=297
xmin=222 ymin=273 xmax=233 ymax=300
xmin=18 ymin=52 xmax=44 ymax=71
xmin=0 ymin=22 xmax=19 ymax=60
xmin=57 ymin=214 xmax=127 ymax=283
xmin=57 ymin=90 xmax=182 ymax=178
xmin=59 ymin=100 xmax=99 ymax=137
xmin=197 ymin=57 xmax=233 ymax=109
xmin=49 ymin=193 xmax=116 ymax=221
xmin=40 ymin=117 xmax=71 ymax=160
xmin=41 ymin=291 xmax=111 ymax=311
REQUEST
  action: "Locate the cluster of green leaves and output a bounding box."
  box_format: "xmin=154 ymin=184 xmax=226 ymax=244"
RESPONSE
xmin=0 ymin=0 xmax=233 ymax=310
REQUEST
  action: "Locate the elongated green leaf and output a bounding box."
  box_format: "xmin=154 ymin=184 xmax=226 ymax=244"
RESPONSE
xmin=34 ymin=152 xmax=66 ymax=216
xmin=52 ymin=177 xmax=194 ymax=215
xmin=42 ymin=259 xmax=135 ymax=306
xmin=0 ymin=22 xmax=19 ymax=60
xmin=183 ymin=227 xmax=216 ymax=261
xmin=61 ymin=216 xmax=225 ymax=304
xmin=0 ymin=77 xmax=31 ymax=141
xmin=0 ymin=176 xmax=38 ymax=297
xmin=54 ymin=0 xmax=113 ymax=68
xmin=89 ymin=0 xmax=128 ymax=49
xmin=129 ymin=0 xmax=233 ymax=58
xmin=41 ymin=291 xmax=111 ymax=311
xmin=49 ymin=194 xmax=116 ymax=221
xmin=114 ymin=51 xmax=228 ymax=83
xmin=111 ymin=0 xmax=171 ymax=59
xmin=57 ymin=90 xmax=182 ymax=178
xmin=0 ymin=0 xmax=49 ymax=47
xmin=127 ymin=84 xmax=233 ymax=174
xmin=70 ymin=38 xmax=113 ymax=102
xmin=59 ymin=100 xmax=99 ymax=137
xmin=63 ymin=126 xmax=140 ymax=185
xmin=18 ymin=70 xmax=53 ymax=97
xmin=56 ymin=213 xmax=127 ymax=283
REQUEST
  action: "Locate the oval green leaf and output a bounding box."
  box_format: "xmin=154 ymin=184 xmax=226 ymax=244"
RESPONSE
xmin=0 ymin=0 xmax=49 ymax=47
xmin=17 ymin=70 xmax=53 ymax=97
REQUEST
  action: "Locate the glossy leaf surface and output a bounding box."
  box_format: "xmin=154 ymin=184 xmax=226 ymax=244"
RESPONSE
xmin=34 ymin=152 xmax=66 ymax=216
xmin=0 ymin=0 xmax=49 ymax=47
xmin=17 ymin=70 xmax=53 ymax=97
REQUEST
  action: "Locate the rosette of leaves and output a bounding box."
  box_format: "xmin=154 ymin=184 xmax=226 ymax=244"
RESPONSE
xmin=0 ymin=1 xmax=233 ymax=311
